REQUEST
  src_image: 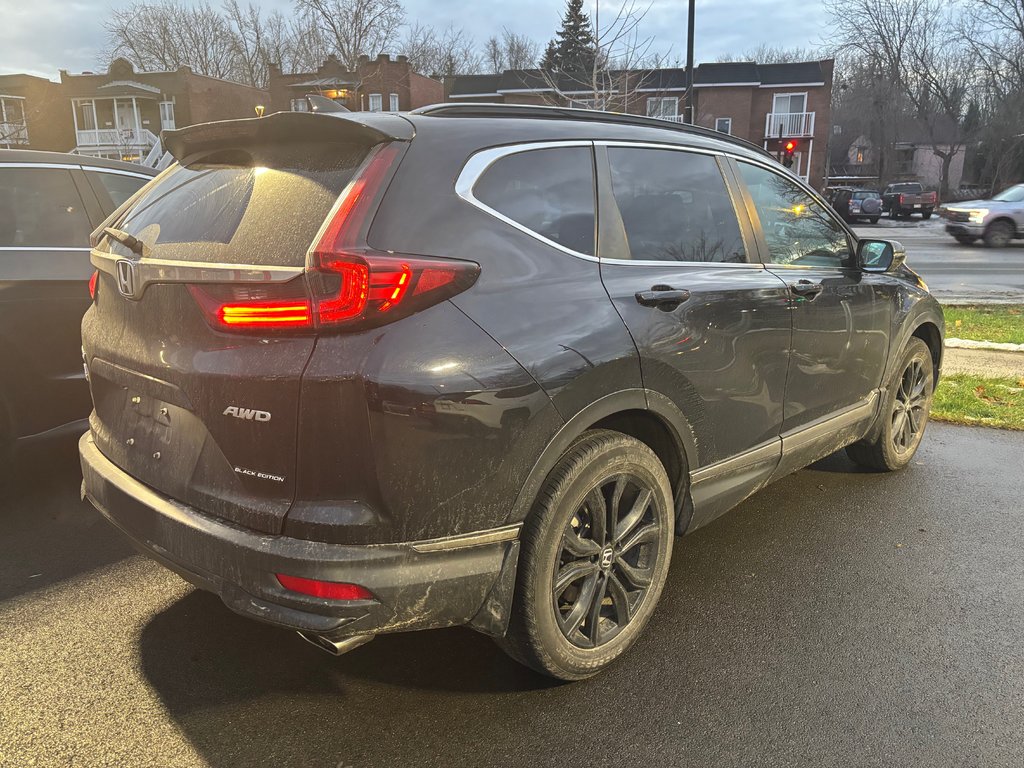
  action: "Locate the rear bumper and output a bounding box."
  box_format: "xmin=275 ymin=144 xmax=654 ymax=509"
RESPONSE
xmin=80 ymin=432 xmax=519 ymax=640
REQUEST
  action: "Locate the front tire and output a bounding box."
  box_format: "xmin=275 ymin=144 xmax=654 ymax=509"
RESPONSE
xmin=954 ymin=234 xmax=977 ymax=245
xmin=984 ymin=219 xmax=1013 ymax=248
xmin=847 ymin=337 xmax=934 ymax=471
xmin=499 ymin=430 xmax=674 ymax=680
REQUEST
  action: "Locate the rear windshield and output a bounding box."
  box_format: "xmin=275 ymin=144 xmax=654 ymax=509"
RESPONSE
xmin=108 ymin=142 xmax=369 ymax=266
xmin=888 ymin=183 xmax=921 ymax=192
xmin=851 ymin=191 xmax=878 ymax=200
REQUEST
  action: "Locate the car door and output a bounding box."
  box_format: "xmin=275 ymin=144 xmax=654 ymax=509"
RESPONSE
xmin=596 ymin=144 xmax=793 ymax=527
xmin=731 ymin=160 xmax=894 ymax=474
xmin=0 ymin=162 xmax=104 ymax=439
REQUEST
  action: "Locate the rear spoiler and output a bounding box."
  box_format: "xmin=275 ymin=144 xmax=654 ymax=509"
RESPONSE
xmin=162 ymin=110 xmax=415 ymax=163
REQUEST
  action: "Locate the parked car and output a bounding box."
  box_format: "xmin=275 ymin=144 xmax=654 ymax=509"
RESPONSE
xmin=882 ymin=182 xmax=938 ymax=219
xmin=940 ymin=184 xmax=1024 ymax=247
xmin=79 ymin=105 xmax=944 ymax=680
xmin=0 ymin=150 xmax=154 ymax=481
xmin=830 ymin=187 xmax=883 ymax=224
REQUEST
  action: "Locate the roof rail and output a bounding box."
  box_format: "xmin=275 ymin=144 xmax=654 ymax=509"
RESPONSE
xmin=412 ymin=102 xmax=770 ymax=157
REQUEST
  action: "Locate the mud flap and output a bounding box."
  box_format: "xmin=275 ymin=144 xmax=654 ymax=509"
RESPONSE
xmin=467 ymin=540 xmax=520 ymax=637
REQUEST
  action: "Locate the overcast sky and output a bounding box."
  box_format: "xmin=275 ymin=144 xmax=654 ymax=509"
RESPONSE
xmin=0 ymin=0 xmax=831 ymax=79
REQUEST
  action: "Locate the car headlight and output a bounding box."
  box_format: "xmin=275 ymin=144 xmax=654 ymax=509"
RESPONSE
xmin=968 ymin=209 xmax=988 ymax=224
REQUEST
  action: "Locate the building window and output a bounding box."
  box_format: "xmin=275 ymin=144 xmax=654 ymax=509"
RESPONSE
xmin=290 ymin=98 xmax=309 ymax=112
xmin=772 ymin=93 xmax=807 ymax=114
xmin=389 ymin=93 xmax=400 ymax=112
xmin=715 ymin=117 xmax=732 ymax=134
xmin=159 ymin=101 xmax=176 ymax=130
xmin=75 ymin=99 xmax=97 ymax=131
xmin=368 ymin=93 xmax=383 ymax=112
xmin=646 ymin=97 xmax=679 ymax=120
xmin=0 ymin=96 xmax=28 ymax=145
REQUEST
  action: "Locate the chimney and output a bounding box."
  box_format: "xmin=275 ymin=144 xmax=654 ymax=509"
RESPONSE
xmin=376 ymin=53 xmax=391 ymax=63
xmin=396 ymin=55 xmax=408 ymax=64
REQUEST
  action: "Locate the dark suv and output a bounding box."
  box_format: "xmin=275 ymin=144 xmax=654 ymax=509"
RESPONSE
xmin=79 ymin=105 xmax=944 ymax=680
xmin=0 ymin=150 xmax=153 ymax=478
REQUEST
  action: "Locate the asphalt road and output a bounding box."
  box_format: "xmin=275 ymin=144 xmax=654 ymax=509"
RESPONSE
xmin=853 ymin=217 xmax=1024 ymax=304
xmin=2 ymin=424 xmax=1023 ymax=768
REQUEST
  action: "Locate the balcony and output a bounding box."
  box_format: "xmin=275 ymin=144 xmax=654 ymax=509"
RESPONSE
xmin=764 ymin=111 xmax=815 ymax=138
xmin=0 ymin=121 xmax=29 ymax=146
xmin=75 ymin=127 xmax=159 ymax=149
xmin=653 ymin=113 xmax=685 ymax=123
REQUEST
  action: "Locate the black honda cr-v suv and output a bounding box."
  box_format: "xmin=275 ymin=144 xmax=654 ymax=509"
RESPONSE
xmin=80 ymin=104 xmax=943 ymax=680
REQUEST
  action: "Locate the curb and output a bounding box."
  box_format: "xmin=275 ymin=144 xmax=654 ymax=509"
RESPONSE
xmin=946 ymin=338 xmax=1024 ymax=353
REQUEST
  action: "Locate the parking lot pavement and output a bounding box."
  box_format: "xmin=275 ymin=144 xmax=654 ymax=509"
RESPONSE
xmin=2 ymin=424 xmax=1023 ymax=768
xmin=853 ymin=218 xmax=1024 ymax=303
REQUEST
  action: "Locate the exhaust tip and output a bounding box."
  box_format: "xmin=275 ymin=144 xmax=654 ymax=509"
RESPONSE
xmin=297 ymin=631 xmax=375 ymax=657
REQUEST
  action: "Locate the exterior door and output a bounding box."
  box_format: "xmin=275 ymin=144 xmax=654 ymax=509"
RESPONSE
xmin=732 ymin=160 xmax=894 ymax=434
xmin=596 ymin=144 xmax=792 ymax=472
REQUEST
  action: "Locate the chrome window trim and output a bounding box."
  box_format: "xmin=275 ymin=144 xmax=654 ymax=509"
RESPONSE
xmin=81 ymin=166 xmax=155 ymax=180
xmin=0 ymin=162 xmax=79 ymax=170
xmin=0 ymin=246 xmax=91 ymax=252
xmin=455 ymin=140 xmax=599 ymax=262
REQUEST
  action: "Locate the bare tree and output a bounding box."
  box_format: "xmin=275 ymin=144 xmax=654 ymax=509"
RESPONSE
xmin=483 ymin=28 xmax=541 ymax=73
xmin=716 ymin=45 xmax=821 ymax=63
xmin=401 ymin=22 xmax=481 ymax=78
xmin=294 ymin=0 xmax=406 ymax=70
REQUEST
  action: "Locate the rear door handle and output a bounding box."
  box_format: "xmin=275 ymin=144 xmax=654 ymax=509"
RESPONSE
xmin=789 ymin=279 xmax=824 ymax=299
xmin=635 ymin=286 xmax=691 ymax=309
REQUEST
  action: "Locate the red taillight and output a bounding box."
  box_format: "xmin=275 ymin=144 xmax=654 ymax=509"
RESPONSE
xmin=89 ymin=270 xmax=99 ymax=300
xmin=899 ymin=194 xmax=905 ymax=204
xmin=189 ymin=142 xmax=479 ymax=334
xmin=276 ymin=574 xmax=374 ymax=601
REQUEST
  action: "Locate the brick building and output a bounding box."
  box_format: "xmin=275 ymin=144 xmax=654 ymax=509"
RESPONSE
xmin=0 ymin=73 xmax=73 ymax=152
xmin=57 ymin=58 xmax=268 ymax=163
xmin=446 ymin=60 xmax=834 ymax=189
xmin=268 ymin=54 xmax=443 ymax=115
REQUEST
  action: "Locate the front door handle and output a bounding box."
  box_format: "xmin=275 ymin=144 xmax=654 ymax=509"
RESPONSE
xmin=789 ymin=279 xmax=824 ymax=299
xmin=635 ymin=285 xmax=691 ymax=309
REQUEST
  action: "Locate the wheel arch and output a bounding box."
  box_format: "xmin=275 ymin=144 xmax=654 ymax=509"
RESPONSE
xmin=911 ymin=320 xmax=943 ymax=383
xmin=505 ymin=389 xmax=697 ymax=534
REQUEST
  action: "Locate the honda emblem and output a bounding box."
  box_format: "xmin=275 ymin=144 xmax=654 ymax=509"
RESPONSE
xmin=115 ymin=259 xmax=137 ymax=299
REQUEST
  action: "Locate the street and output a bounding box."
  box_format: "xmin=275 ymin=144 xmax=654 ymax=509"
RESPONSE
xmin=2 ymin=424 xmax=1022 ymax=768
xmin=853 ymin=218 xmax=1024 ymax=304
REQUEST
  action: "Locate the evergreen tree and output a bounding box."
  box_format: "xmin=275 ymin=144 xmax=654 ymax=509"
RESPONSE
xmin=551 ymin=0 xmax=597 ymax=73
xmin=541 ymin=39 xmax=559 ymax=70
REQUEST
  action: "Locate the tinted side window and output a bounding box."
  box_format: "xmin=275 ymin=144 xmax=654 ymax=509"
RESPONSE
xmin=86 ymin=170 xmax=149 ymax=210
xmin=737 ymin=162 xmax=852 ymax=268
xmin=473 ymin=147 xmax=595 ymax=255
xmin=0 ymin=167 xmax=92 ymax=248
xmin=608 ymin=147 xmax=746 ymax=263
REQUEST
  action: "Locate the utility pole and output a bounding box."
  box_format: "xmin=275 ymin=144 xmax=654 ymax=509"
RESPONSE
xmin=684 ymin=0 xmax=695 ymax=124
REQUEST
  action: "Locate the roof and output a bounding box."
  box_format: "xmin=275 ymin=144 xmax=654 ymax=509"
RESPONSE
xmin=448 ymin=60 xmax=830 ymax=98
xmin=0 ymin=148 xmax=158 ymax=174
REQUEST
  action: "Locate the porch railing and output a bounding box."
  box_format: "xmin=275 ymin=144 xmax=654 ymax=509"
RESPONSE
xmin=76 ymin=127 xmax=159 ymax=148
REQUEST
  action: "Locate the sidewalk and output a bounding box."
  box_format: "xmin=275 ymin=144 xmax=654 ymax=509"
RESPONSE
xmin=943 ymin=347 xmax=1024 ymax=379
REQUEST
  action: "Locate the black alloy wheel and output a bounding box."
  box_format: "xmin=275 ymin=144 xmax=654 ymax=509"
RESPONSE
xmin=553 ymin=473 xmax=661 ymax=649
xmin=891 ymin=358 xmax=929 ymax=455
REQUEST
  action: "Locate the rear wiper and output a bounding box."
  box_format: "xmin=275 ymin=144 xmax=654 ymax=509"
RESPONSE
xmin=103 ymin=227 xmax=148 ymax=258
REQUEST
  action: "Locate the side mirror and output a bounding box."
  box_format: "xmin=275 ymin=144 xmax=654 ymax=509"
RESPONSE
xmin=858 ymin=238 xmax=906 ymax=272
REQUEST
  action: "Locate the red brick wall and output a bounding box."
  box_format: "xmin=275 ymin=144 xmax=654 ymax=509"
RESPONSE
xmin=183 ymin=70 xmax=267 ymax=124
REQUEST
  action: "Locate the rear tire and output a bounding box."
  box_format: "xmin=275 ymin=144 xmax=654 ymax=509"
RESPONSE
xmin=984 ymin=219 xmax=1014 ymax=248
xmin=498 ymin=429 xmax=674 ymax=680
xmin=869 ymin=217 xmax=880 ymax=225
xmin=922 ymin=211 xmax=932 ymax=220
xmin=846 ymin=337 xmax=934 ymax=472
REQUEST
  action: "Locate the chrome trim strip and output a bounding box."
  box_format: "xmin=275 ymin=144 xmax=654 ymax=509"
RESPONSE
xmin=455 ymin=140 xmax=600 ymax=263
xmin=410 ymin=523 xmax=522 ymax=553
xmin=0 ymin=246 xmax=91 ymax=252
xmin=690 ymin=440 xmax=781 ymax=485
xmin=90 ymin=248 xmax=304 ymax=288
xmin=781 ymin=390 xmax=880 ymax=454
xmin=0 ymin=162 xmax=79 ymax=169
xmin=81 ymin=166 xmax=155 ymax=180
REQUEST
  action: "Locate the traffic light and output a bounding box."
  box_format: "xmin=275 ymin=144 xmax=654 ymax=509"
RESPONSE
xmin=783 ymin=140 xmax=797 ymax=168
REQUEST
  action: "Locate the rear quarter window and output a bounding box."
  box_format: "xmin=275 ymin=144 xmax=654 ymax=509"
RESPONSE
xmin=0 ymin=167 xmax=92 ymax=248
xmin=472 ymin=146 xmax=596 ymax=256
